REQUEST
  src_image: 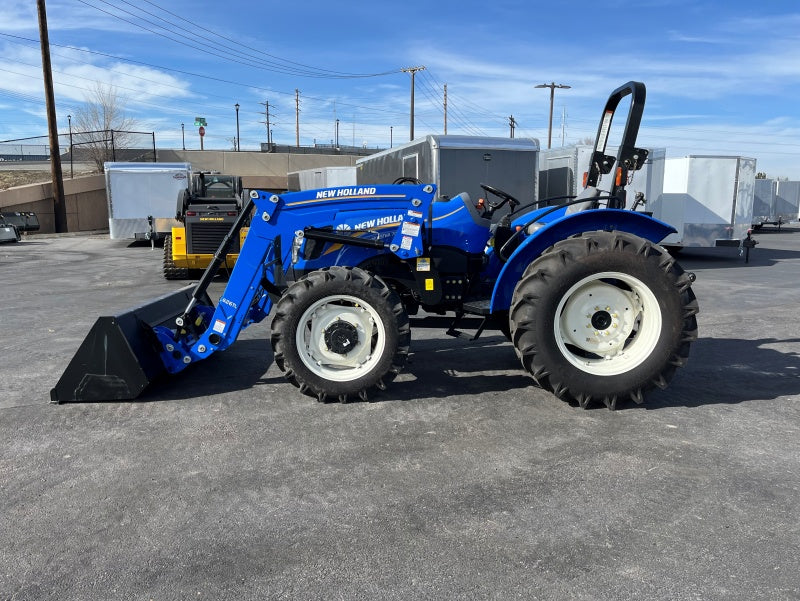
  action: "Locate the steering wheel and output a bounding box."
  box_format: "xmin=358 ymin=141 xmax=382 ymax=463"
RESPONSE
xmin=393 ymin=176 xmax=422 ymax=185
xmin=480 ymin=183 xmax=521 ymax=216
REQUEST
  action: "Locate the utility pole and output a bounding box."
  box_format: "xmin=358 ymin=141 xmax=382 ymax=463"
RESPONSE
xmin=265 ymin=102 xmax=271 ymax=145
xmin=401 ymin=66 xmax=426 ymax=141
xmin=260 ymin=101 xmax=272 ymax=147
xmin=295 ymin=89 xmax=300 ymax=147
xmin=443 ymin=84 xmax=448 ymax=134
xmin=259 ymin=101 xmax=274 ymax=150
xmin=561 ymin=106 xmax=566 ymax=147
xmin=509 ymin=115 xmax=516 ymax=139
xmin=181 ymin=122 xmax=185 ymax=151
xmin=37 ymin=0 xmax=67 ymax=233
xmin=535 ymin=82 xmax=571 ymax=149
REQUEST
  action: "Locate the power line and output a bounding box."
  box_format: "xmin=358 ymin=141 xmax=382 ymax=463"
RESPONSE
xmin=74 ymin=0 xmax=323 ymax=77
xmin=136 ymin=0 xmax=399 ymax=79
xmin=76 ymin=0 xmax=400 ymax=80
xmin=418 ymin=71 xmax=492 ymax=136
xmin=2 ymin=27 xmax=798 ymax=158
xmin=423 ymin=70 xmax=507 ymax=124
xmin=0 ymin=64 xmax=223 ymax=118
xmin=0 ymin=33 xmax=413 ymax=121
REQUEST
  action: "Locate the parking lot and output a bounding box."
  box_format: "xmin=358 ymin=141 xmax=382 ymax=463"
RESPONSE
xmin=2 ymin=229 xmax=799 ymax=600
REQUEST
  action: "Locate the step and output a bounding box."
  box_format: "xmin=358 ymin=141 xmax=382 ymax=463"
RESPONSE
xmin=461 ymin=298 xmax=492 ymax=315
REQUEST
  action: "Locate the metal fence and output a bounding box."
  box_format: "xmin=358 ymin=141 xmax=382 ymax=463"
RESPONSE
xmin=0 ymin=138 xmax=64 ymax=161
xmin=261 ymin=142 xmax=382 ymax=157
xmin=0 ymin=130 xmax=157 ymax=171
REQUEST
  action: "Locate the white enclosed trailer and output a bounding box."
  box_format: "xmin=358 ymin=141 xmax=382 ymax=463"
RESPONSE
xmin=776 ymin=181 xmax=800 ymax=224
xmin=104 ymin=162 xmax=192 ymax=240
xmin=752 ymin=178 xmax=778 ymax=228
xmin=356 ymin=135 xmax=539 ymax=207
xmin=650 ymin=155 xmax=756 ymax=249
xmin=538 ymin=144 xmax=665 ymax=210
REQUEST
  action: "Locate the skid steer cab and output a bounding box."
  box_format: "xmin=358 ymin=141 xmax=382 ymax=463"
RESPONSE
xmin=163 ymin=173 xmax=249 ymax=280
xmin=52 ymin=81 xmax=698 ymax=410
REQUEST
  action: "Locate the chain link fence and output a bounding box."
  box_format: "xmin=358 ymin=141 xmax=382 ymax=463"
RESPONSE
xmin=0 ymin=137 xmax=60 ymax=161
xmin=0 ymin=130 xmax=156 ymax=172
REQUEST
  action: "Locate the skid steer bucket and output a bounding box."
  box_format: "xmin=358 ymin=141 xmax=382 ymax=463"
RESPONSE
xmin=50 ymin=285 xmax=212 ymax=403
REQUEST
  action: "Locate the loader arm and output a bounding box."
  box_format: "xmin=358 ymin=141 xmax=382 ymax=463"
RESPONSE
xmin=155 ymin=184 xmax=436 ymax=375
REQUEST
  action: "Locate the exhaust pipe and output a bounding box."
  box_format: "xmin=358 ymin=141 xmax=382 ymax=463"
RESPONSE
xmin=50 ymin=285 xmax=212 ymax=403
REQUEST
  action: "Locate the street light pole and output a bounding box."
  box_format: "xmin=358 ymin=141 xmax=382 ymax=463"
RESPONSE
xmin=535 ymin=82 xmax=571 ymax=149
xmin=234 ymin=103 xmax=240 ymax=151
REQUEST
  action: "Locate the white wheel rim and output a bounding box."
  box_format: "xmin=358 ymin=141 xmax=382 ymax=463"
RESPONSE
xmin=296 ymin=294 xmax=386 ymax=382
xmin=554 ymin=271 xmax=661 ymax=376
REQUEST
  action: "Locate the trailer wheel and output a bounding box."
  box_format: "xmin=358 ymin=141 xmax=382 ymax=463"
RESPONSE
xmin=162 ymin=234 xmax=189 ymax=280
xmin=510 ymin=231 xmax=698 ymax=409
xmin=271 ymin=266 xmax=410 ymax=403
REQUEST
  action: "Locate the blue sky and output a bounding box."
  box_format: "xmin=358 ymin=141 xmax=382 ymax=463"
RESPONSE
xmin=1 ymin=0 xmax=799 ymax=178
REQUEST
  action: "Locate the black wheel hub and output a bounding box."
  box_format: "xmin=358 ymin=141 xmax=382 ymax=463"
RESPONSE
xmin=591 ymin=310 xmax=612 ymax=330
xmin=324 ymin=320 xmax=359 ymax=355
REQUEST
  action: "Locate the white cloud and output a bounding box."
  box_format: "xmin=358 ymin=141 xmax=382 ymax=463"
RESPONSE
xmin=0 ymin=0 xmax=142 ymax=34
xmin=667 ymin=34 xmax=722 ymax=44
xmin=0 ymin=1 xmax=37 ymax=32
xmin=0 ymin=43 xmax=192 ymax=113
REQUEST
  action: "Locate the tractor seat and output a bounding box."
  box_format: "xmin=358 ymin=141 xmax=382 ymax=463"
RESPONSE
xmin=564 ymin=186 xmax=601 ymax=215
xmin=437 ymin=192 xmax=491 ymax=227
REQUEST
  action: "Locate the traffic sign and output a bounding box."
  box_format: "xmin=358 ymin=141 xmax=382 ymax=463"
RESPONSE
xmin=194 ymin=117 xmax=207 ymax=126
xmin=198 ymin=126 xmax=205 ymax=137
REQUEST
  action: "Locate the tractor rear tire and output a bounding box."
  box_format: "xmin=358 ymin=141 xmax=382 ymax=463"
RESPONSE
xmin=162 ymin=234 xmax=189 ymax=280
xmin=271 ymin=266 xmax=410 ymax=403
xmin=510 ymin=231 xmax=698 ymax=409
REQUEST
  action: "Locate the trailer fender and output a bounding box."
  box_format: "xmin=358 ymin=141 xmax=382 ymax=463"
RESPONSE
xmin=489 ymin=210 xmax=676 ymax=312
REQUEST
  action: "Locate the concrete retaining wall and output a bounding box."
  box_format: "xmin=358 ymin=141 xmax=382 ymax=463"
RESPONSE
xmin=158 ymin=149 xmax=358 ymax=190
xmin=0 ymin=174 xmax=107 ymax=234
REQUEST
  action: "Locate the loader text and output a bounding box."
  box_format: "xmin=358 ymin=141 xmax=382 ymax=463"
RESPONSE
xmin=315 ymin=187 xmax=377 ymax=199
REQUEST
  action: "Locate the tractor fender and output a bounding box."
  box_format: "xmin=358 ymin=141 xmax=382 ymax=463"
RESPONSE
xmin=489 ymin=209 xmax=676 ymax=312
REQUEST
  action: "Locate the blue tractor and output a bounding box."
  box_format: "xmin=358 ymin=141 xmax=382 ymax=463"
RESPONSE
xmin=52 ymin=82 xmax=698 ymax=409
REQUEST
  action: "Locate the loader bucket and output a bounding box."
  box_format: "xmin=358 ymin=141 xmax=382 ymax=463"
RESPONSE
xmin=50 ymin=285 xmax=212 ymax=403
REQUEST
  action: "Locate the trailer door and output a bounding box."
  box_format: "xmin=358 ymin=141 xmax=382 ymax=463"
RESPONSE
xmin=402 ymin=153 xmax=419 ymax=180
xmin=538 ymin=154 xmax=574 ymax=204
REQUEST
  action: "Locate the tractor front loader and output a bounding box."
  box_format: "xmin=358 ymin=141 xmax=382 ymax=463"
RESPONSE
xmin=52 ymin=81 xmax=698 ymax=409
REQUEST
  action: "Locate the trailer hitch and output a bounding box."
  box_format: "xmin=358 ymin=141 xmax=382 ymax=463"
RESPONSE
xmin=739 ymin=230 xmax=758 ymax=263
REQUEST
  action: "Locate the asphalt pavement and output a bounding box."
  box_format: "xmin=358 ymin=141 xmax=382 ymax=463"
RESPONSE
xmin=1 ymin=229 xmax=799 ymax=600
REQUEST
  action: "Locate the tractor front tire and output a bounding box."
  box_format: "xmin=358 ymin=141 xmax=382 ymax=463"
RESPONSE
xmin=162 ymin=234 xmax=189 ymax=280
xmin=270 ymin=266 xmax=410 ymax=403
xmin=510 ymin=231 xmax=698 ymax=409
